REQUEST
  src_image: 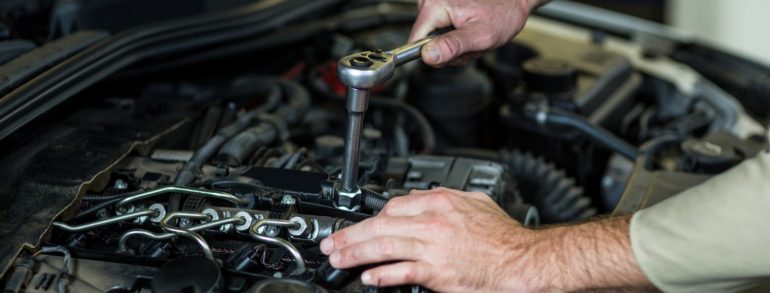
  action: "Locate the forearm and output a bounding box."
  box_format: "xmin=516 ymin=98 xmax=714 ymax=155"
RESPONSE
xmin=515 ymin=216 xmax=652 ymax=291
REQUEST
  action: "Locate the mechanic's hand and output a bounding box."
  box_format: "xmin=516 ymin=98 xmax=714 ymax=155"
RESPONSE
xmin=410 ymin=0 xmax=546 ymax=66
xmin=320 ymin=187 xmax=537 ymax=292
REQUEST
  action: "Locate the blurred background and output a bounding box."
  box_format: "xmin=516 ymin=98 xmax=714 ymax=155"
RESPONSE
xmin=2 ymin=0 xmax=767 ymax=67
xmin=577 ymin=0 xmax=770 ymax=67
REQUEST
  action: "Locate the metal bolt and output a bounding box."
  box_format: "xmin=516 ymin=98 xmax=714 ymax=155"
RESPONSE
xmin=179 ymin=218 xmax=192 ymax=228
xmin=350 ymin=56 xmax=373 ymax=68
xmin=691 ymin=141 xmax=723 ymax=157
xmin=96 ymin=209 xmax=109 ymax=219
xmin=601 ymin=176 xmax=615 ymax=189
xmin=113 ymin=179 xmax=129 ymax=190
xmin=265 ymin=226 xmax=280 ymax=237
xmin=280 ymin=195 xmax=296 ymax=205
xmin=288 ymin=216 xmax=309 ymax=238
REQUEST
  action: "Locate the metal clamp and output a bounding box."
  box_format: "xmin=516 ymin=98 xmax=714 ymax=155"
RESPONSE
xmin=160 ymin=212 xmax=215 ymax=261
xmin=248 ymin=219 xmax=306 ymax=276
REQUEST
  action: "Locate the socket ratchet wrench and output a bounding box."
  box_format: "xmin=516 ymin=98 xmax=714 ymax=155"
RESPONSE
xmin=334 ymin=36 xmax=436 ymax=211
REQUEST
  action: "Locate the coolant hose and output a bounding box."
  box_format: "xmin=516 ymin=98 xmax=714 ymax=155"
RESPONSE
xmin=217 ymin=78 xmax=311 ymax=166
xmin=525 ymin=106 xmax=639 ymax=160
xmin=500 ymin=150 xmax=596 ymax=223
xmin=171 ymin=78 xmax=309 ymax=211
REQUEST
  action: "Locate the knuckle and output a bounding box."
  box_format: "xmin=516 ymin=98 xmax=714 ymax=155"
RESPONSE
xmin=432 ymin=187 xmax=450 ymax=193
xmin=439 ymin=35 xmax=464 ymax=60
xmin=478 ymin=32 xmax=497 ymax=48
xmin=333 ymin=231 xmax=348 ymax=247
xmin=427 ymin=191 xmax=446 ymax=201
xmin=470 ymin=191 xmax=489 ymax=200
xmin=428 ymin=192 xmax=453 ymax=209
xmin=425 ymin=214 xmax=448 ymax=232
xmin=402 ymin=264 xmax=421 ymax=283
xmin=381 ymin=198 xmax=402 ymax=216
xmin=377 ymin=239 xmax=395 ymax=257
xmin=341 ymin=247 xmax=357 ymax=264
xmin=371 ymin=217 xmax=389 ymax=234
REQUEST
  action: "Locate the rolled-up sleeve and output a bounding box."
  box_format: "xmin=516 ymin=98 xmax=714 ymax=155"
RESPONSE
xmin=631 ymin=151 xmax=770 ymax=292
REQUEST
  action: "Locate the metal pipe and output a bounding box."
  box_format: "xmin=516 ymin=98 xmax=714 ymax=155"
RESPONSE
xmin=115 ymin=186 xmax=247 ymax=209
xmin=526 ymin=105 xmax=639 ymax=160
xmin=118 ymin=216 xmax=245 ymax=253
xmin=249 ymin=219 xmax=306 ymax=275
xmin=340 ymin=87 xmax=369 ymax=193
xmin=160 ymin=212 xmax=215 ymax=261
xmin=52 ymin=209 xmax=158 ymax=232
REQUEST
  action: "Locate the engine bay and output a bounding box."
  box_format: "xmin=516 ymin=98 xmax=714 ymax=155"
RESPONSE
xmin=1 ymin=1 xmax=769 ymax=292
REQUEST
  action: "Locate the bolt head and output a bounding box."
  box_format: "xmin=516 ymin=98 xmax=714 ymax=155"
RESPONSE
xmin=280 ymin=195 xmax=296 ymax=205
xmin=114 ymin=179 xmax=129 ymax=190
xmin=335 ymin=186 xmax=362 ymax=211
xmin=265 ymin=226 xmax=280 ymax=237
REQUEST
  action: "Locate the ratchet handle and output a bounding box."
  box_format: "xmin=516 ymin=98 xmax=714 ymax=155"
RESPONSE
xmin=388 ymin=27 xmax=451 ymax=66
xmin=388 ymin=36 xmax=435 ymax=66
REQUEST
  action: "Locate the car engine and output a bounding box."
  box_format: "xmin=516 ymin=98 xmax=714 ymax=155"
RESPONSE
xmin=1 ymin=1 xmax=768 ymax=292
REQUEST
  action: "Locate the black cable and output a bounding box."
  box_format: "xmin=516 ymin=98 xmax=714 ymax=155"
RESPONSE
xmin=172 ymin=78 xmax=283 ymax=210
xmin=175 ymin=79 xmax=310 ymax=211
xmin=370 ymin=97 xmax=436 ymax=154
xmin=114 ymin=7 xmax=417 ymax=78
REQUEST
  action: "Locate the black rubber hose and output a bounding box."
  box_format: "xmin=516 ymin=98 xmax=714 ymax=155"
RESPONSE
xmin=274 ymin=79 xmax=311 ymax=126
xmin=361 ymin=189 xmax=389 ymax=211
xmin=235 ymin=76 xmax=283 ymax=114
xmin=176 ymin=79 xmax=311 ymax=211
xmin=172 ymin=78 xmax=289 ymax=211
xmin=217 ymin=78 xmax=309 ymax=166
xmin=442 ymin=148 xmax=597 ymax=223
xmin=501 ymin=150 xmax=596 ymax=223
xmin=369 ymin=97 xmax=436 ymax=154
xmin=175 ymin=111 xmax=261 ymax=186
xmin=525 ymin=106 xmax=639 ymax=160
xmin=217 ymin=122 xmax=279 ymax=166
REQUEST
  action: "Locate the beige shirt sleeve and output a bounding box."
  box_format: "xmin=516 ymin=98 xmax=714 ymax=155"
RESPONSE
xmin=630 ymin=151 xmax=770 ymax=292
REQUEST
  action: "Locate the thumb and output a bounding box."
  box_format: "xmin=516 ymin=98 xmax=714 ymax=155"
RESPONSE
xmin=421 ymin=25 xmax=490 ymax=65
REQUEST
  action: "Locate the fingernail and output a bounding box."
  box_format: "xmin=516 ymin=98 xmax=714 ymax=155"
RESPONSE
xmin=320 ymin=238 xmax=334 ymax=254
xmin=361 ymin=271 xmax=372 ymax=285
xmin=424 ymin=44 xmax=440 ymax=63
xmin=329 ymin=252 xmax=340 ymax=266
